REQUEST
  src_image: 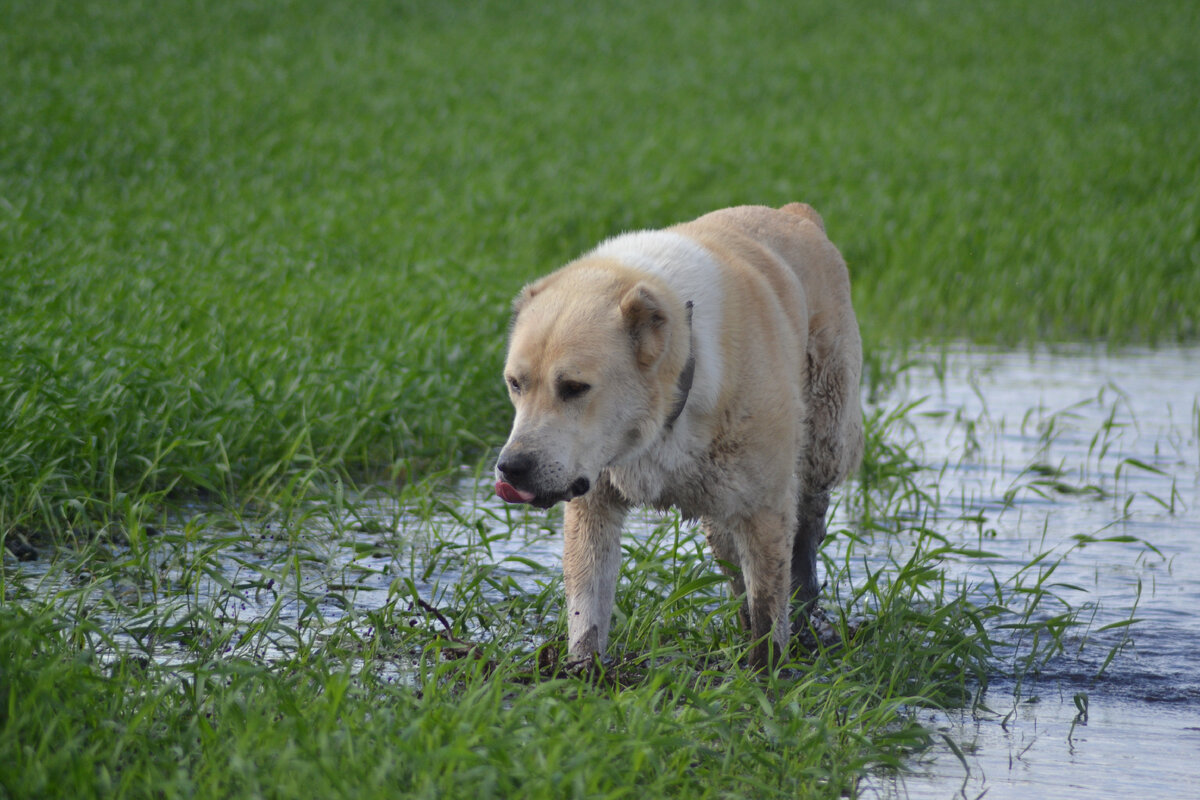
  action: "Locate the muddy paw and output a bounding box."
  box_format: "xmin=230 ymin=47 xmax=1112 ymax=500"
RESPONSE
xmin=792 ymin=605 xmax=846 ymax=651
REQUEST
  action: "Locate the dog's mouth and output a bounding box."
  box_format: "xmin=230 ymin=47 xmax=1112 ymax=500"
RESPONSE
xmin=494 ymin=476 xmax=591 ymax=508
xmin=494 ymin=480 xmax=536 ymax=505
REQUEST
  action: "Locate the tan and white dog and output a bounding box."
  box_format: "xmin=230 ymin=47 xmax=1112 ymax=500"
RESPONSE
xmin=494 ymin=203 xmax=863 ymax=669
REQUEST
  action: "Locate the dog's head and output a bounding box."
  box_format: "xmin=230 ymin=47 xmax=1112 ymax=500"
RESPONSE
xmin=494 ymin=260 xmax=691 ymax=508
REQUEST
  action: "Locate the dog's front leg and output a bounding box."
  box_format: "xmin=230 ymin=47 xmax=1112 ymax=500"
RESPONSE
xmin=736 ymin=505 xmax=795 ymax=670
xmin=562 ymin=478 xmax=628 ymax=663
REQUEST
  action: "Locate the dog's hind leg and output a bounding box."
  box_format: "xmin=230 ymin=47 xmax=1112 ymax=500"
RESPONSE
xmin=704 ymin=521 xmax=750 ymax=631
xmin=791 ymin=491 xmax=829 ymax=609
xmin=792 ymin=329 xmax=864 ymax=612
xmin=727 ymin=506 xmax=794 ymax=670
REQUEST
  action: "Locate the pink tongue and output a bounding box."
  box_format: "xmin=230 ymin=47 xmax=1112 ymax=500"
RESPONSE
xmin=495 ymin=480 xmax=536 ymax=504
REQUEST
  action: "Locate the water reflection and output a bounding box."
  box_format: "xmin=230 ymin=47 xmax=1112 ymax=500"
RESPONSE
xmin=853 ymin=347 xmax=1200 ymax=799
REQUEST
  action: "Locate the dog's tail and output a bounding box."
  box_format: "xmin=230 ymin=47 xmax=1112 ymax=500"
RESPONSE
xmin=780 ymin=202 xmax=825 ymax=232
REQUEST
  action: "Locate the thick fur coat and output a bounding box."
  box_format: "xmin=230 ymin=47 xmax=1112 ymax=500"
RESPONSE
xmin=495 ymin=204 xmax=863 ymax=668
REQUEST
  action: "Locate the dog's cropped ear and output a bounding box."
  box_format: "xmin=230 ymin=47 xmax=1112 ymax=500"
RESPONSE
xmin=510 ymin=276 xmax=552 ymax=328
xmin=620 ymin=282 xmax=670 ymax=369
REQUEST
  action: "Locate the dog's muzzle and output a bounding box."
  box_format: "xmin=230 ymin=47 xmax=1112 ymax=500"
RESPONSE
xmin=494 ymin=452 xmax=591 ymax=507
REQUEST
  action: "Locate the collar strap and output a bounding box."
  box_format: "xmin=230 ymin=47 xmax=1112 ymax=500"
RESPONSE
xmin=664 ymin=301 xmax=695 ymax=430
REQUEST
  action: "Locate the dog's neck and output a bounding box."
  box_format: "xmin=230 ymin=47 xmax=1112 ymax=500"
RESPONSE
xmin=664 ymin=301 xmax=695 ymax=430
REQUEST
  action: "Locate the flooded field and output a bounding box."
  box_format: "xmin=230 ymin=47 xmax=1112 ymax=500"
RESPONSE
xmin=853 ymin=347 xmax=1200 ymax=798
xmin=6 ymin=346 xmax=1198 ymax=797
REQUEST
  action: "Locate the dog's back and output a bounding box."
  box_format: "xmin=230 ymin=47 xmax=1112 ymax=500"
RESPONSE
xmin=675 ymin=205 xmax=863 ymax=492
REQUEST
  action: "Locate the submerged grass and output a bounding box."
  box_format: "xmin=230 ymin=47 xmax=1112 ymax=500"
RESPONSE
xmin=1 ymin=1 xmax=1193 ymax=797
xmin=2 ymin=373 xmax=1167 ymax=799
xmin=0 ymin=516 xmax=954 ymax=796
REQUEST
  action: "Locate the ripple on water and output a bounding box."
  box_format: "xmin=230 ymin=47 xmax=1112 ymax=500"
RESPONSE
xmin=854 ymin=346 xmax=1200 ymax=799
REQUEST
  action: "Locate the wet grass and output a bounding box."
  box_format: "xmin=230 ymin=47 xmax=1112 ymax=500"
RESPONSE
xmin=1 ymin=0 xmax=1195 ymax=797
xmin=0 ymin=513 xmax=987 ymax=796
xmin=2 ymin=359 xmax=1175 ymax=798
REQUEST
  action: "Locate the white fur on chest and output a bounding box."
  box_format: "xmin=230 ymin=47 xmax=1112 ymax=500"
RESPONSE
xmin=605 ymin=429 xmax=726 ymax=518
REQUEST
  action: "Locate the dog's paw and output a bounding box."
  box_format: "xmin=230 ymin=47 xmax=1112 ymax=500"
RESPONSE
xmin=793 ymin=605 xmax=847 ymax=650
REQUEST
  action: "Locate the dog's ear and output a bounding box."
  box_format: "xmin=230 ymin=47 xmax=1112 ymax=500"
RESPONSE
xmin=510 ymin=276 xmax=551 ymax=328
xmin=620 ymin=282 xmax=670 ymax=369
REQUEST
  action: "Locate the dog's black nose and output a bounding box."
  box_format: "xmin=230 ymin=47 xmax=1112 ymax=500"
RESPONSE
xmin=497 ymin=452 xmax=535 ymax=482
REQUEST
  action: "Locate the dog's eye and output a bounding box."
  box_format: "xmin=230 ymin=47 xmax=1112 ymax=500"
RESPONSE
xmin=507 ymin=377 xmax=522 ymax=395
xmin=558 ymin=381 xmax=591 ymax=401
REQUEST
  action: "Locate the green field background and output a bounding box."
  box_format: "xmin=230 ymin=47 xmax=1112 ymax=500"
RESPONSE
xmin=3 ymin=4 xmax=1197 ymax=797
xmin=2 ymin=0 xmax=1197 ymax=520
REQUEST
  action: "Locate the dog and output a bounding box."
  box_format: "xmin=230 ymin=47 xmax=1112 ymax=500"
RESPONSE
xmin=494 ymin=203 xmax=863 ymax=669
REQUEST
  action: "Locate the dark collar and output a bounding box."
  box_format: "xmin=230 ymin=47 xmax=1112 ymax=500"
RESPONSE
xmin=664 ymin=301 xmax=695 ymax=430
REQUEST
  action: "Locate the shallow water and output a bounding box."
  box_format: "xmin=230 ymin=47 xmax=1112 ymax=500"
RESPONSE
xmin=449 ymin=345 xmax=1200 ymax=798
xmin=407 ymin=345 xmax=1200 ymax=798
xmin=7 ymin=346 xmax=1198 ymax=796
xmin=849 ymin=347 xmax=1200 ymax=799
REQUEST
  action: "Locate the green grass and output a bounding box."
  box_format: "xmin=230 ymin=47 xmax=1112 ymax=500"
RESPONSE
xmin=2 ymin=0 xmax=1198 ymax=526
xmin=1 ymin=384 xmax=1165 ymax=799
xmin=0 ymin=463 xmax=1050 ymax=799
xmin=1 ymin=1 xmax=1194 ymax=797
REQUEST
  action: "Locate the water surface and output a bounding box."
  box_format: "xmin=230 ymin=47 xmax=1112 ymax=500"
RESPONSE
xmin=852 ymin=347 xmax=1199 ymax=799
xmin=7 ymin=346 xmax=1198 ymax=797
